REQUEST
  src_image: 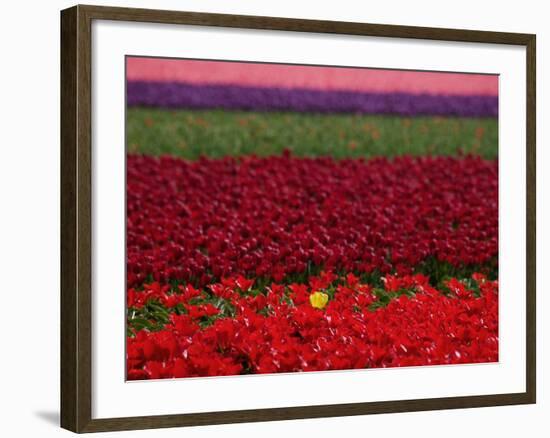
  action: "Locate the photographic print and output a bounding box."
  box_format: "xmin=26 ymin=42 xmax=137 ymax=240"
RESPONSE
xmin=125 ymin=57 xmax=499 ymax=380
xmin=60 ymin=7 xmax=536 ymax=431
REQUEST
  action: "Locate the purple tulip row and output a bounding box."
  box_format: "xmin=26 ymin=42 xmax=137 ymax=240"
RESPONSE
xmin=126 ymin=81 xmax=498 ymax=117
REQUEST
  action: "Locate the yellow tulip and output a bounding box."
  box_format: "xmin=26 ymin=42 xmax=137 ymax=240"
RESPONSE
xmin=309 ymin=291 xmax=329 ymax=309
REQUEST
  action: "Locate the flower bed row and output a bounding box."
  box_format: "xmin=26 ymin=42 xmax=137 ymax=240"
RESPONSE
xmin=126 ymin=81 xmax=498 ymax=117
xmin=126 ymin=58 xmax=499 ymax=96
xmin=127 ymin=272 xmax=498 ymax=379
xmin=127 ymin=154 xmax=498 ymax=288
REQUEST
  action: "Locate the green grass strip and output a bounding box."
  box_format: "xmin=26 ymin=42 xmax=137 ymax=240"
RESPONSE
xmin=127 ymin=108 xmax=498 ymax=160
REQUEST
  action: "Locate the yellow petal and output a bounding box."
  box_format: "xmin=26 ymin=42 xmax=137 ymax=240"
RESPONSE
xmin=309 ymin=291 xmax=329 ymax=309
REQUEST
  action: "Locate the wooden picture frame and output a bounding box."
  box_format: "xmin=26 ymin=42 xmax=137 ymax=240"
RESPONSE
xmin=61 ymin=4 xmax=536 ymax=433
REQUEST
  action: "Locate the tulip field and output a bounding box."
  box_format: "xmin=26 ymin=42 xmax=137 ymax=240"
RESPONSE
xmin=126 ymin=59 xmax=499 ymax=380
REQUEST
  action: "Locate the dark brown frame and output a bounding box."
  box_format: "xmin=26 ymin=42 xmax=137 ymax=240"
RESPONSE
xmin=61 ymin=4 xmax=536 ymax=433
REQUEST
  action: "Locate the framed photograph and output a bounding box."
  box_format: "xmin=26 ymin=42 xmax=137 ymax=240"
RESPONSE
xmin=60 ymin=4 xmax=536 ymax=433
